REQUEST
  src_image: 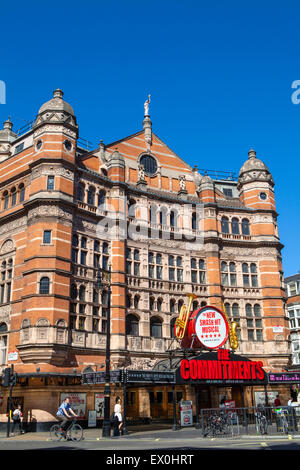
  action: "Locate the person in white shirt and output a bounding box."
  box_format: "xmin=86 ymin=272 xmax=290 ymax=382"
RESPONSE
xmin=113 ymin=396 xmax=123 ymax=436
xmin=11 ymin=405 xmax=24 ymax=436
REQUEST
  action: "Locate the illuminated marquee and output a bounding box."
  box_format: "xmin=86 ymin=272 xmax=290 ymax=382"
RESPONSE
xmin=176 ymin=349 xmax=267 ymax=385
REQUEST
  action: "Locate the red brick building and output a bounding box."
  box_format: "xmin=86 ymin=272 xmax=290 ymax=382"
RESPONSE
xmin=0 ymin=90 xmax=290 ymax=427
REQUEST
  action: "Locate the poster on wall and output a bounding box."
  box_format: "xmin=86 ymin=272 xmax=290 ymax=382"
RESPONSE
xmin=255 ymin=391 xmax=278 ymax=406
xmin=60 ymin=393 xmax=86 ymax=419
xmin=95 ymin=393 xmax=104 ymax=419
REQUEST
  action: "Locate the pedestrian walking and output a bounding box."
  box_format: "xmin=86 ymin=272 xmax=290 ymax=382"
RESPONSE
xmin=113 ymin=396 xmax=123 ymax=437
xmin=11 ymin=405 xmax=24 ymax=436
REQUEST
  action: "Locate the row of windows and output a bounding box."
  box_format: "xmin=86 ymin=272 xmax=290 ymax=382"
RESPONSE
xmin=221 ymin=262 xmax=258 ymax=287
xmin=126 ymin=312 xmax=263 ymax=342
xmin=77 ymin=184 xmax=106 ymax=207
xmin=2 ymin=184 xmax=25 ymax=210
xmin=221 ymin=217 xmax=250 ymax=235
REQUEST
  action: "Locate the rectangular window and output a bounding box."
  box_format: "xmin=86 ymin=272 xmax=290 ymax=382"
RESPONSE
xmin=43 ymin=230 xmax=51 ymax=244
xmin=80 ymin=251 xmax=86 ymax=265
xmin=93 ymin=254 xmax=100 ymax=268
xmin=156 ymin=266 xmax=162 ymax=280
xmin=243 ymin=275 xmax=250 ymax=287
xmin=20 ymin=187 xmax=25 ymax=202
xmin=6 ymin=283 xmax=11 ymax=303
xmin=134 ymin=262 xmax=140 ymax=276
xmin=0 ymin=285 xmax=4 ymax=304
xmin=169 ymin=268 xmax=175 ymax=281
xmin=11 ymin=192 xmax=17 ymax=206
xmin=47 ymin=176 xmax=55 ymax=190
xmin=102 ymin=255 xmax=108 ymax=270
xmin=149 ymin=265 xmax=154 ymax=278
xmin=126 ymin=261 xmax=132 ymax=275
xmin=191 ymin=270 xmax=197 ymax=283
xmin=70 ymin=316 xmax=76 ymax=329
xmin=71 ymin=248 xmax=78 ymax=263
xmin=177 ymin=269 xmax=183 ymax=282
xmin=223 ymin=188 xmax=233 ymax=197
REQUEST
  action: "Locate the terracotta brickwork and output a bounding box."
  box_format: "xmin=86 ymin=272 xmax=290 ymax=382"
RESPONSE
xmin=0 ymin=90 xmax=290 ymax=423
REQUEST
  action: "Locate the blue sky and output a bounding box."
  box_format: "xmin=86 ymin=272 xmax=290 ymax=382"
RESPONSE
xmin=0 ymin=0 xmax=299 ymax=276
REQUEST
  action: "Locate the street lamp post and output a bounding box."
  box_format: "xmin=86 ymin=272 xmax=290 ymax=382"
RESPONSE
xmin=96 ymin=267 xmax=112 ymax=438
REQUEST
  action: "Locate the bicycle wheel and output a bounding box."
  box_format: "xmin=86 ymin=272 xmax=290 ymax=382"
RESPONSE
xmin=50 ymin=424 xmax=63 ymax=441
xmin=70 ymin=423 xmax=83 ymax=441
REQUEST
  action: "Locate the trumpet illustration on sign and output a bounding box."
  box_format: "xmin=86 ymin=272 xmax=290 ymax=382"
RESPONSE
xmin=174 ymin=293 xmax=198 ymax=341
xmin=222 ymin=303 xmax=239 ymax=351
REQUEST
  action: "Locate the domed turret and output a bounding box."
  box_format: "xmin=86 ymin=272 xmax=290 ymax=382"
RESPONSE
xmin=38 ymin=89 xmax=75 ymax=116
xmin=34 ymin=89 xmax=78 ymax=134
xmin=238 ymin=149 xmax=275 ymax=210
xmin=238 ymin=149 xmax=274 ymax=189
xmin=0 ymin=118 xmax=17 ymax=161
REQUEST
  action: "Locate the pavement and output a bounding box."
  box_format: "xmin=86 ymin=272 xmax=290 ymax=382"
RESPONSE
xmin=0 ymin=422 xmax=300 ymax=442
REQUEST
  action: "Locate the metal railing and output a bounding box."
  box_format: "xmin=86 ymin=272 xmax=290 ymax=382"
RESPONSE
xmin=200 ymin=406 xmax=300 ymax=438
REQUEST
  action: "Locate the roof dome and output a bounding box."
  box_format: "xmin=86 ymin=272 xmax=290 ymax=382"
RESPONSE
xmin=239 ymin=149 xmax=270 ymax=175
xmin=238 ymin=149 xmax=274 ymax=188
xmin=38 ymin=89 xmax=75 ymax=116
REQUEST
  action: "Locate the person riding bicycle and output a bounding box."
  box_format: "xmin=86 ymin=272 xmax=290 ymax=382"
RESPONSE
xmin=56 ymin=397 xmax=78 ymax=435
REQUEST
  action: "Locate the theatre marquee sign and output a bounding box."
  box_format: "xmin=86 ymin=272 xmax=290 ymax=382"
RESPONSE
xmin=176 ymin=349 xmax=268 ymax=386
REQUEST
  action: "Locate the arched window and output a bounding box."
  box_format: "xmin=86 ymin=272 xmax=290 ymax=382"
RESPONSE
xmin=157 ymin=298 xmax=163 ymax=312
xmin=231 ymin=218 xmax=239 ymax=235
xmin=39 ymin=277 xmax=50 ymax=294
xmin=87 ymin=186 xmax=95 ymax=206
xmin=77 ymin=183 xmax=85 ymax=202
xmin=11 ymin=187 xmax=17 ymax=206
xmin=241 ymin=218 xmax=250 ymax=235
xmin=192 ymin=212 xmax=197 ymax=230
xmin=159 ymin=207 xmax=167 ymax=225
xmin=126 ymin=314 xmax=139 ymax=336
xmin=170 ymin=210 xmax=177 ymax=228
xmin=221 ymin=262 xmax=229 ymax=286
xmin=221 ymin=217 xmax=229 ymax=234
xmin=254 ymin=304 xmax=261 ymax=317
xmin=3 ymin=191 xmax=9 ymax=210
xmin=98 ymin=190 xmax=106 ymax=207
xmin=232 ymin=303 xmax=240 ymax=317
xmin=150 ymin=316 xmax=162 ymax=338
xmin=19 ymin=184 xmax=25 ymax=202
xmin=246 ymin=304 xmax=252 ymax=317
xmin=178 ymin=299 xmax=184 ymax=313
xmin=170 ymin=299 xmax=176 ymax=313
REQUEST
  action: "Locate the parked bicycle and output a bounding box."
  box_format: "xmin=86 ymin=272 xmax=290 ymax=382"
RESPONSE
xmin=255 ymin=406 xmax=268 ymax=435
xmin=203 ymin=412 xmax=230 ymax=437
xmin=50 ymin=418 xmax=83 ymax=442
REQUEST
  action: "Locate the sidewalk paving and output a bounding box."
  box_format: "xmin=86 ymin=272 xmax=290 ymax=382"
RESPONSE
xmin=0 ymin=423 xmax=299 ymax=442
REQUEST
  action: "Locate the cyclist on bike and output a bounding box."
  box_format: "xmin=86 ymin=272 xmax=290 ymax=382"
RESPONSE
xmin=56 ymin=397 xmax=78 ymax=435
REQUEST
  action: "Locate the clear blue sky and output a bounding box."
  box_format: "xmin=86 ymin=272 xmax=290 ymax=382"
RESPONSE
xmin=0 ymin=0 xmax=299 ymax=276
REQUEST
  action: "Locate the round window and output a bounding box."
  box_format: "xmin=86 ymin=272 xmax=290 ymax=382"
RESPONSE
xmin=139 ymin=154 xmax=157 ymax=176
xmin=64 ymin=140 xmax=72 ymax=151
xmin=36 ymin=139 xmax=43 ymax=151
xmin=259 ymin=192 xmax=268 ymax=201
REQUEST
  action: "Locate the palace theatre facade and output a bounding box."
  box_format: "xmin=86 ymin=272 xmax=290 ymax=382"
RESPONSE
xmin=0 ymin=90 xmax=291 ymax=427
